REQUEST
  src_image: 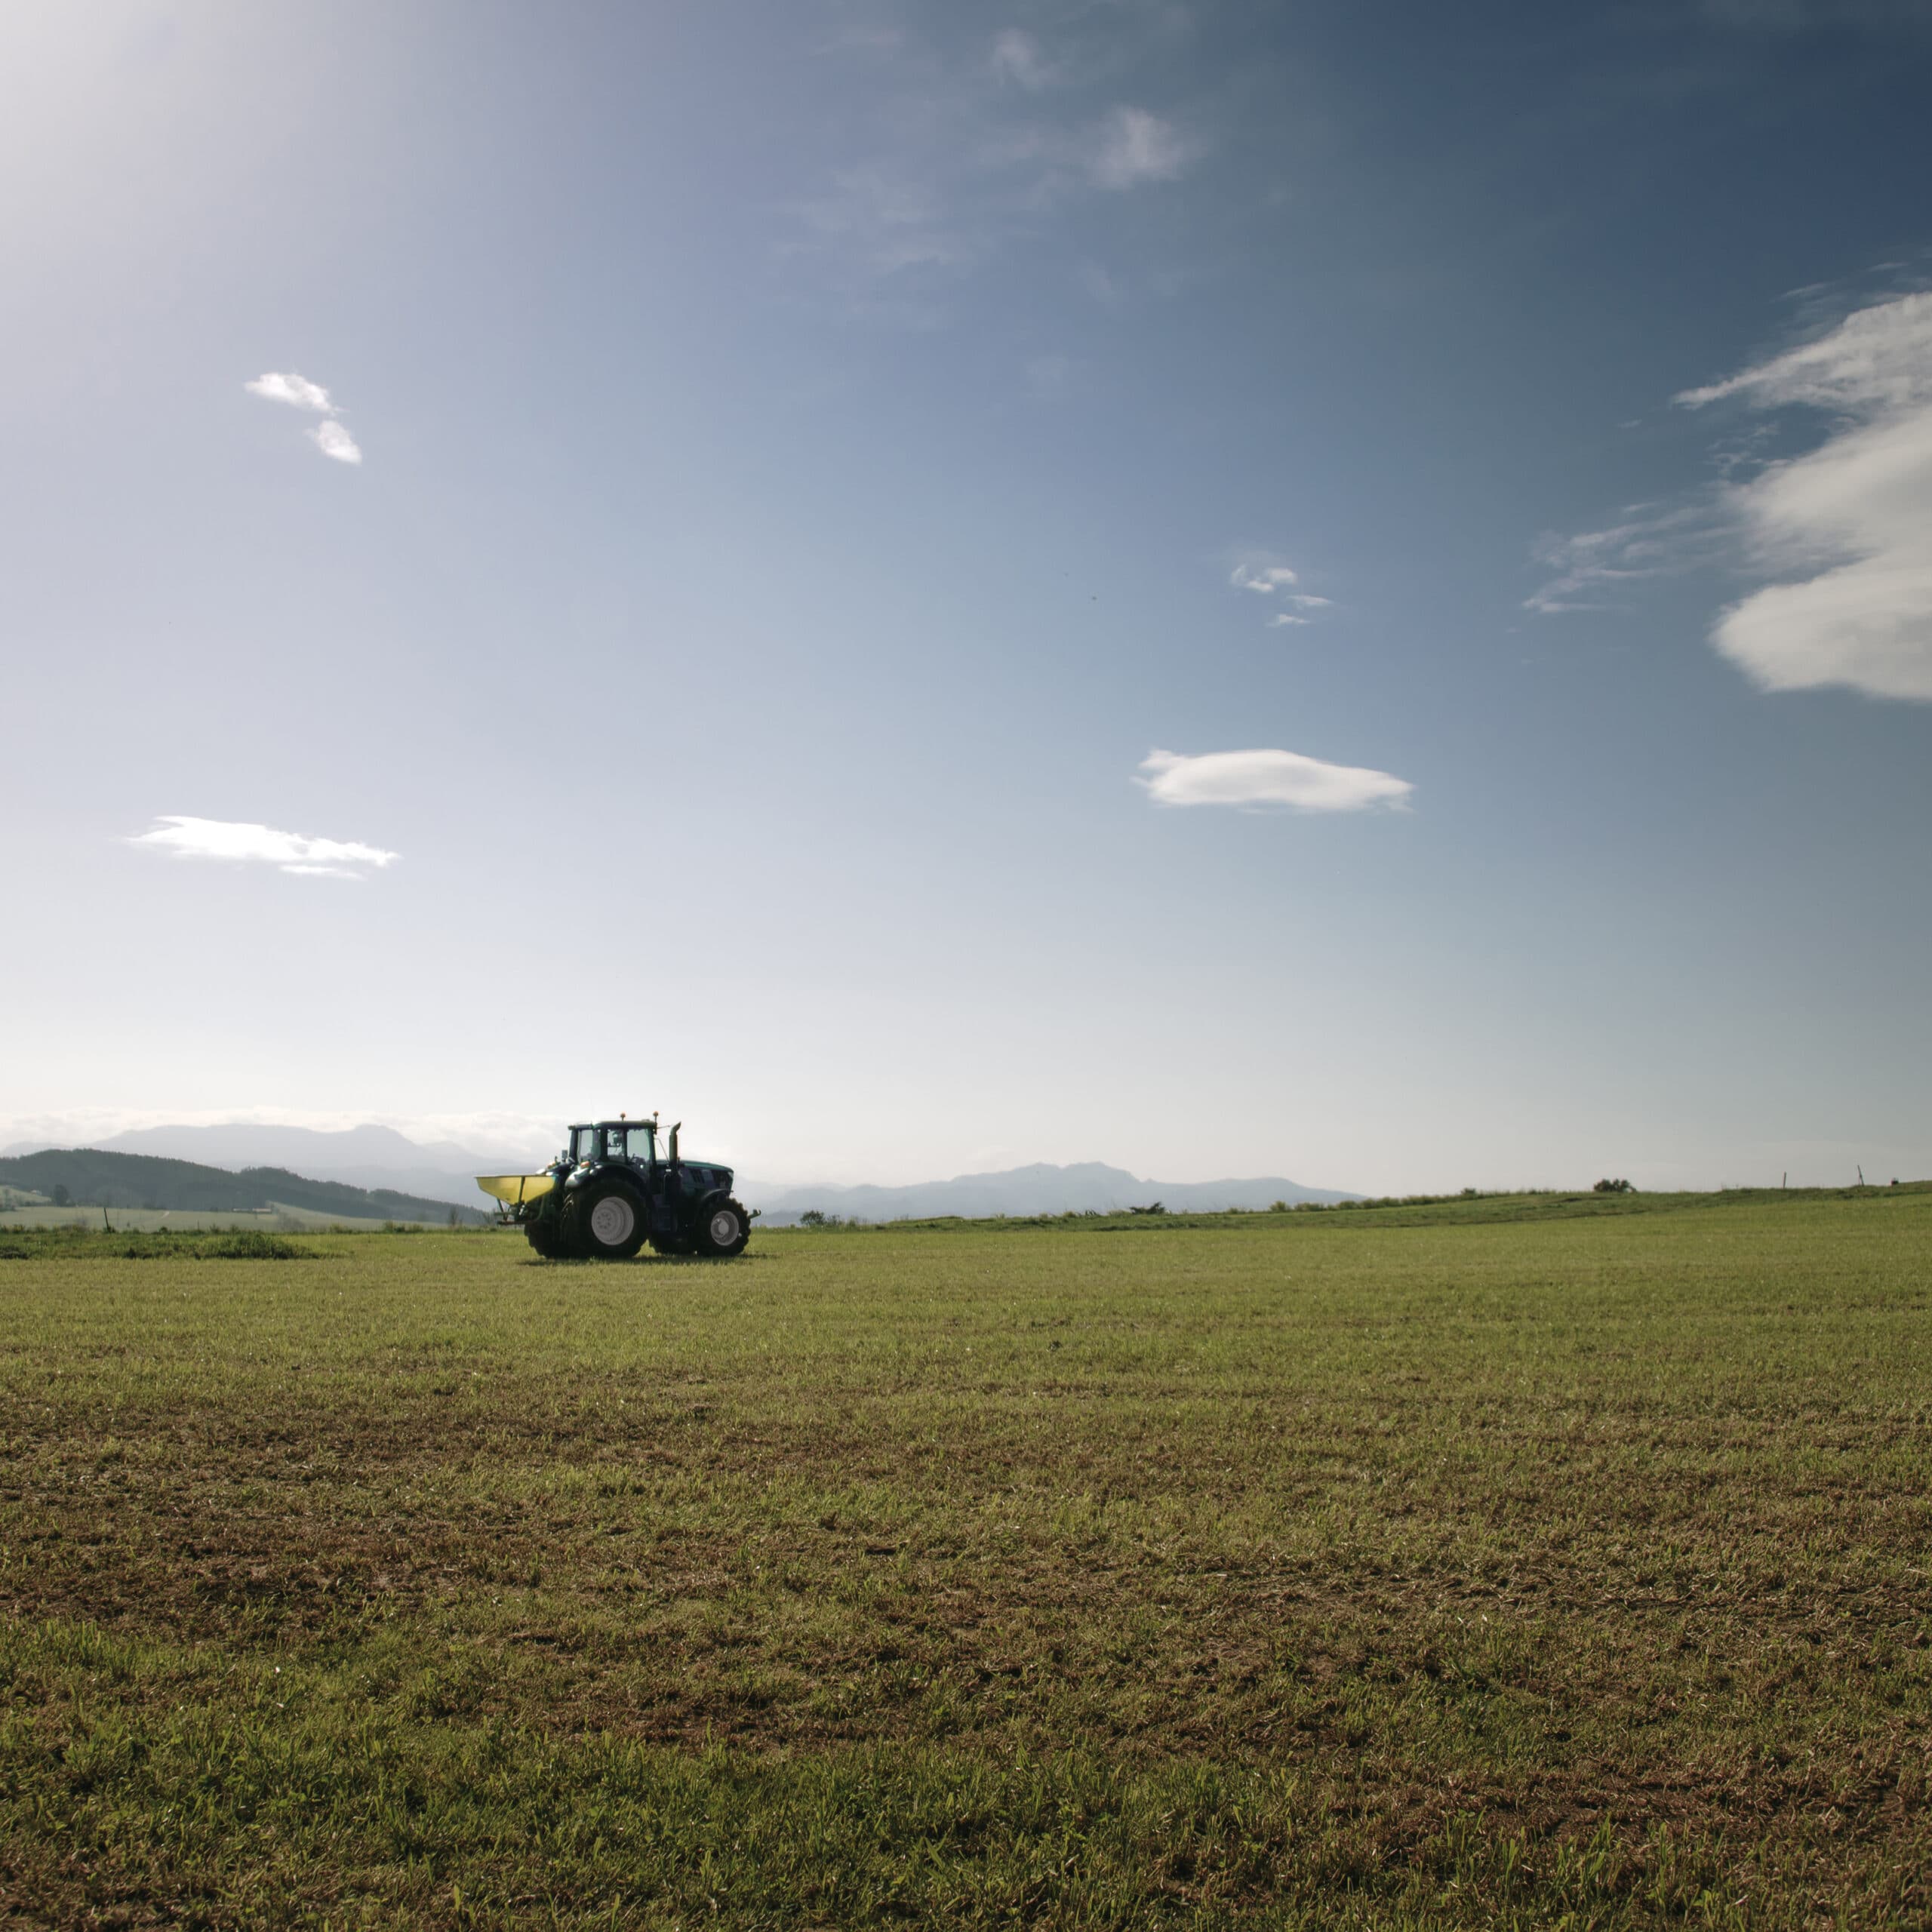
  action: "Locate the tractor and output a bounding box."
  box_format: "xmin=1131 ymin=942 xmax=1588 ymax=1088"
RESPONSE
xmin=477 ymin=1116 xmax=751 ymax=1260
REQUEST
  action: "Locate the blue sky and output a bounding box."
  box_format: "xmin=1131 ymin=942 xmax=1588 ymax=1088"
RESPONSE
xmin=3 ymin=0 xmax=1929 ymax=1191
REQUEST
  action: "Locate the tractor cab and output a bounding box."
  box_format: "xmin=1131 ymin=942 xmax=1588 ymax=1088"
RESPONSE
xmin=568 ymin=1119 xmax=658 ymax=1168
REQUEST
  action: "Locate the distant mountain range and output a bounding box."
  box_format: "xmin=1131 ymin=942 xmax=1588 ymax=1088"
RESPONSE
xmin=0 ymin=1124 xmax=1358 ymax=1226
xmin=0 ymin=1124 xmax=524 ymax=1211
xmin=0 ymin=1148 xmax=492 ymax=1226
xmin=739 ymin=1162 xmax=1356 ymax=1225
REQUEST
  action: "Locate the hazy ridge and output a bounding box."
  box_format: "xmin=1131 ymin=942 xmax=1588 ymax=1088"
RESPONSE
xmin=1 ymin=1125 xmax=1355 ymax=1225
xmin=0 ymin=1148 xmax=491 ymax=1226
xmin=740 ymin=1161 xmax=1356 ymax=1225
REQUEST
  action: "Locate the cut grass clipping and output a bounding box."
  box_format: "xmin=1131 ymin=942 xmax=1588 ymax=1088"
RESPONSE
xmin=0 ymin=1186 xmax=1927 ymax=1926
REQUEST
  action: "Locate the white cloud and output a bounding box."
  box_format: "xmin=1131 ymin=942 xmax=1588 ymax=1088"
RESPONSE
xmin=1232 ymin=562 xmax=1331 ymax=624
xmin=1090 ymin=107 xmax=1192 ymax=190
xmin=130 ymin=816 xmax=398 ymax=879
xmin=246 ymin=369 xmax=365 ymax=463
xmin=1137 ymin=748 xmax=1414 ymax=812
xmin=311 ymin=420 xmax=363 ymax=464
xmin=245 ymin=371 xmax=333 ymax=412
xmin=1679 ymin=292 xmax=1932 ymax=700
xmin=991 ymin=29 xmax=1054 ymax=90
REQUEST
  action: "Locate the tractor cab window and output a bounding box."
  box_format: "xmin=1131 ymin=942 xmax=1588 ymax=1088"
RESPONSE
xmin=571 ymin=1127 xmax=598 ymax=1163
xmin=608 ymin=1126 xmax=654 ymax=1164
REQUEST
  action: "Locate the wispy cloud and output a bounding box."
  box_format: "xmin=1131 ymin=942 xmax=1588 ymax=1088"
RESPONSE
xmin=1078 ymin=260 xmax=1125 ymax=309
xmin=797 ymin=100 xmax=1197 ymax=285
xmin=792 ymin=165 xmax=974 ymax=281
xmin=1138 ymin=749 xmax=1414 ymax=812
xmin=1684 ymin=292 xmax=1932 ymax=699
xmin=244 ymin=371 xmax=333 ymax=412
xmin=311 ymin=420 xmax=363 ymax=464
xmin=245 ymin=369 xmax=365 ymax=464
xmin=791 ymin=17 xmax=1198 ymax=303
xmin=130 ymin=816 xmax=398 ymax=879
xmin=1524 ymin=503 xmax=1721 ymax=614
xmin=991 ymin=29 xmax=1054 ymax=91
xmin=1678 ymin=294 xmax=1932 ymax=412
xmin=1231 ymin=558 xmax=1331 ymax=626
xmin=1089 ymin=106 xmax=1192 ymax=189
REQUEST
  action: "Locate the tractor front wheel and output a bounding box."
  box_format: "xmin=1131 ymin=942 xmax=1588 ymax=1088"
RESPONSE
xmin=697 ymin=1197 xmax=752 ymax=1258
xmin=564 ymin=1179 xmax=648 ymax=1260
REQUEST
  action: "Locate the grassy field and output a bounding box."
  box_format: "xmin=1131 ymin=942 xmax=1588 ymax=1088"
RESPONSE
xmin=0 ymin=1205 xmax=463 ymax=1234
xmin=1 ymin=1190 xmax=1928 ymax=1927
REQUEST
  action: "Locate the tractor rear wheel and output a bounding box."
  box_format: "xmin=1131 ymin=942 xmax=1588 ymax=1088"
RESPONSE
xmin=525 ymin=1215 xmax=565 ymax=1259
xmin=697 ymin=1197 xmax=751 ymax=1258
xmin=564 ymin=1179 xmax=648 ymax=1260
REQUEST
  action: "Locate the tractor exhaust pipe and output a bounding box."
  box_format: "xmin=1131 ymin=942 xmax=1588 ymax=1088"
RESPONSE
xmin=669 ymin=1121 xmax=681 ymax=1164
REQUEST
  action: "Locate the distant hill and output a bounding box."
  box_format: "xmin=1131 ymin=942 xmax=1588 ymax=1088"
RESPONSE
xmin=0 ymin=1123 xmax=536 ymax=1211
xmin=0 ymin=1130 xmax=1358 ymax=1228
xmin=0 ymin=1149 xmax=491 ymax=1226
xmin=739 ymin=1161 xmax=1356 ymax=1226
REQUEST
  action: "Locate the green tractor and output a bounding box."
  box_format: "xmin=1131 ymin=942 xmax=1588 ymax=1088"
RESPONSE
xmin=478 ymin=1117 xmax=752 ymax=1260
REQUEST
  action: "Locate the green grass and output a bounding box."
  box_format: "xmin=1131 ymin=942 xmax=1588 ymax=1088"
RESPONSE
xmin=0 ymin=1226 xmax=312 ymax=1262
xmin=2 ymin=1190 xmax=1928 ymax=1926
xmin=0 ymin=1203 xmax=460 ymax=1234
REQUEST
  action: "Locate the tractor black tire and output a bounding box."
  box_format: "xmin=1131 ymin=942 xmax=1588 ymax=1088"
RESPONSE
xmin=525 ymin=1216 xmax=567 ymax=1259
xmin=697 ymin=1196 xmax=752 ymax=1259
xmin=648 ymin=1229 xmax=691 ymax=1257
xmin=563 ymin=1177 xmax=649 ymax=1260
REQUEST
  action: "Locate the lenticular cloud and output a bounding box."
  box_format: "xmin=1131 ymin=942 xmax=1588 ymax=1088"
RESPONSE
xmin=131 ymin=817 xmax=398 ymax=880
xmin=1137 ymin=748 xmax=1413 ymax=812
